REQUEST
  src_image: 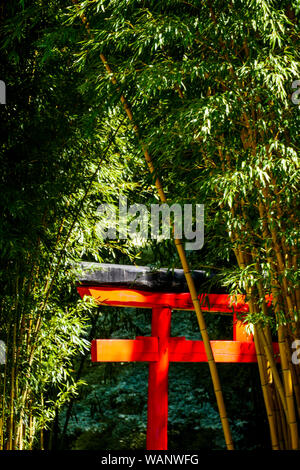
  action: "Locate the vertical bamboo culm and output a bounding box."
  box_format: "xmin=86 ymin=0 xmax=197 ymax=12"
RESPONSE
xmin=253 ymin=325 xmax=279 ymax=449
xmin=98 ymin=53 xmax=234 ymax=451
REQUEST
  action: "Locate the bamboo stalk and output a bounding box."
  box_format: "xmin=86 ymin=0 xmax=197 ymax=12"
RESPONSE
xmin=253 ymin=325 xmax=279 ymax=449
xmin=278 ymin=325 xmax=299 ymax=449
xmin=273 ymin=388 xmax=284 ymax=449
xmin=290 ymin=362 xmax=300 ymax=420
xmin=0 ymin=322 xmax=9 ymax=450
xmin=98 ymin=52 xmax=234 ymax=451
xmin=257 ymin=327 xmax=288 ymax=419
xmin=29 ymin=402 xmax=33 ymax=450
xmin=7 ymin=323 xmax=17 ymax=450
xmin=17 ymin=418 xmax=23 ymax=450
xmin=276 ymin=387 xmax=290 ymax=449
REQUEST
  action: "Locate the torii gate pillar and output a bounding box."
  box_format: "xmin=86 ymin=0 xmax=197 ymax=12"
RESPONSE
xmin=147 ymin=307 xmax=171 ymax=450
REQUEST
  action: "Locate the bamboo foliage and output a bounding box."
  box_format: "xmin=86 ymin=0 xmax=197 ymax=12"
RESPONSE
xmin=1 ymin=1 xmax=143 ymax=448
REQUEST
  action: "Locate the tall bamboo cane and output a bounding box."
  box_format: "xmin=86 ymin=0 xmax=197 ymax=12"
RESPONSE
xmin=253 ymin=325 xmax=279 ymax=449
xmin=98 ymin=53 xmax=234 ymax=450
xmin=278 ymin=325 xmax=299 ymax=449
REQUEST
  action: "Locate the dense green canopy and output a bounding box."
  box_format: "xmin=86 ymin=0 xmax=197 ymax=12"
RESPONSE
xmin=0 ymin=0 xmax=299 ymax=451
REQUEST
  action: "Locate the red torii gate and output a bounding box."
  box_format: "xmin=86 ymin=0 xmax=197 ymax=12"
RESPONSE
xmin=77 ymin=265 xmax=278 ymax=450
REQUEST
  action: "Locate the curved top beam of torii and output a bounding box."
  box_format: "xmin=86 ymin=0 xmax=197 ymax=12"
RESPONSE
xmin=76 ymin=261 xmax=271 ymax=313
xmin=76 ymin=261 xmax=222 ymax=292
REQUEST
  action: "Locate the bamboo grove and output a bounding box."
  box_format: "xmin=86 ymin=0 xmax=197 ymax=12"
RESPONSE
xmin=0 ymin=0 xmax=299 ymax=450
